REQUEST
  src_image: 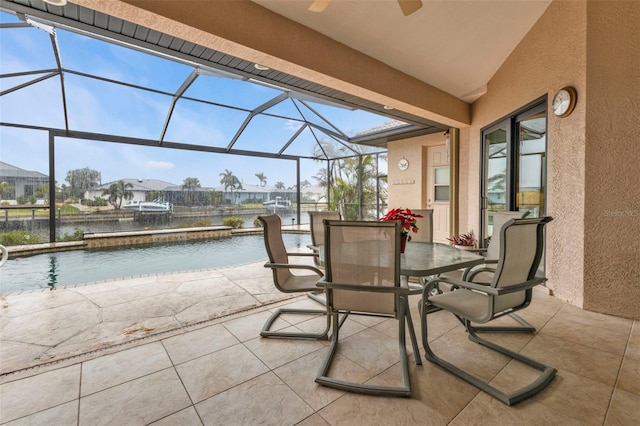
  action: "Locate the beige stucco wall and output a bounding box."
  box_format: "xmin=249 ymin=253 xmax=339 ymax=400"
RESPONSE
xmin=387 ymin=133 xmax=447 ymax=210
xmin=462 ymin=1 xmax=639 ymax=319
xmin=583 ymin=2 xmax=640 ymax=318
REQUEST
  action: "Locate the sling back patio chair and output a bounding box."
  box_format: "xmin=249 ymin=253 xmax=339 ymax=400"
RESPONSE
xmin=307 ymin=210 xmax=342 ymax=268
xmin=420 ymin=216 xmax=556 ymax=405
xmin=409 ymin=209 xmax=434 ymax=243
xmin=258 ymin=215 xmax=330 ymax=340
xmin=430 ymin=210 xmax=535 ymax=332
xmin=315 ymin=220 xmax=423 ymax=397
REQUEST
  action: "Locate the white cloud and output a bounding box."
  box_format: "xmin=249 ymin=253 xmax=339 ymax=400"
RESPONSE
xmin=145 ymin=160 xmax=174 ymax=169
xmin=284 ymin=119 xmax=303 ymax=132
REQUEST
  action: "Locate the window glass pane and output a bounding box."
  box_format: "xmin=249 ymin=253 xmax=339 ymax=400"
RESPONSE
xmin=434 ymin=186 xmax=450 ymax=202
xmin=434 ymin=167 xmax=450 ymax=185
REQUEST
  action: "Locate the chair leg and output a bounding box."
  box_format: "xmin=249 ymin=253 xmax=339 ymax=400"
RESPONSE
xmin=306 ymin=290 xmax=326 ymax=306
xmin=315 ymin=306 xmax=413 ymax=397
xmin=261 ymin=307 xmax=330 ymax=340
xmin=420 ymin=301 xmax=556 ymax=406
xmin=404 ymin=297 xmax=422 ymax=365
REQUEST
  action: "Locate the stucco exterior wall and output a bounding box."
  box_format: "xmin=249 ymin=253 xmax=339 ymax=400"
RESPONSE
xmin=583 ymin=2 xmax=640 ymax=318
xmin=387 ymin=133 xmax=446 ymax=210
xmin=469 ymin=0 xmax=588 ymax=308
xmin=466 ymin=1 xmax=639 ymax=319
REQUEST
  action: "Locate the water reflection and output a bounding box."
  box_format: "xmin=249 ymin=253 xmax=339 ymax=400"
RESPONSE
xmin=47 ymin=255 xmax=58 ymax=289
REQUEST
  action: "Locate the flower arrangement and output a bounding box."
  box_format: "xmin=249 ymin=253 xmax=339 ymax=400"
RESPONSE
xmin=447 ymin=230 xmax=477 ymax=247
xmin=379 ymin=208 xmax=423 ymax=241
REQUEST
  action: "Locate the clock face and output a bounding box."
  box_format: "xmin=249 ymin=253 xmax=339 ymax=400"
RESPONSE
xmin=552 ymin=87 xmax=577 ymax=117
xmin=398 ymin=158 xmax=409 ymax=171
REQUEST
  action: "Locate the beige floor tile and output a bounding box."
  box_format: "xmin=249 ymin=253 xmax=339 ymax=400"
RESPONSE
xmin=492 ymin=365 xmax=612 ymax=425
xmin=540 ymin=314 xmax=631 ymax=356
xmin=556 ymin=303 xmax=634 ymax=334
xmin=409 ymin=358 xmax=480 ymax=420
xmin=78 ymin=368 xmax=190 ymax=426
xmin=426 ymin=326 xmax=511 ymax=382
xmin=616 ymin=354 xmax=640 ymax=395
xmin=625 ymin=322 xmax=640 ymax=359
xmin=319 ymin=328 xmax=402 ymax=375
xmin=2 ymin=400 xmax=79 ymax=426
xmin=295 ymin=413 xmax=330 ymax=426
xmin=451 ymin=392 xmax=586 ymax=425
xmin=521 ymin=334 xmax=622 ymax=386
xmin=176 ymin=344 xmax=269 ymax=403
xmin=162 ymin=323 xmax=239 ymax=365
xmin=605 ymin=388 xmax=640 ymax=426
xmin=81 ymin=341 xmax=172 ymax=396
xmin=274 ymin=348 xmax=370 ymax=411
xmin=244 ymin=328 xmax=326 ymax=369
xmin=319 ymin=390 xmax=449 ymax=426
xmin=82 ymin=279 xmax=180 ymax=307
xmin=0 ymin=364 xmax=80 ymax=423
xmin=195 ymin=372 xmax=314 ymax=426
xmin=149 ymin=406 xmax=203 ymax=425
xmin=222 ymin=309 xmax=291 ymax=342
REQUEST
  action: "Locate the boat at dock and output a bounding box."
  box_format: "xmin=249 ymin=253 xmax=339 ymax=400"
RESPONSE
xmin=123 ymin=199 xmax=173 ymax=212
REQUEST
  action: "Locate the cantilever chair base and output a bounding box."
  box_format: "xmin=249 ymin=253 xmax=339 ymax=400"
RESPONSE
xmin=316 ymin=303 xmax=416 ymax=398
xmin=261 ymin=307 xmax=330 ymax=340
xmin=422 ymin=318 xmax=556 ymax=405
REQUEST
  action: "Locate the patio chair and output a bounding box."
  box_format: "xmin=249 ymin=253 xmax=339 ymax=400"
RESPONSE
xmin=315 ymin=220 xmax=423 ymax=397
xmin=409 ymin=209 xmax=434 ymax=243
xmin=257 ymin=215 xmax=330 ymax=340
xmin=420 ymin=216 xmax=556 ymax=405
xmin=431 ymin=210 xmax=535 ymax=331
xmin=307 ymin=210 xmax=342 ymax=268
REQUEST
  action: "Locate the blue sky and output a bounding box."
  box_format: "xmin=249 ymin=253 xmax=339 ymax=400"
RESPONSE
xmin=0 ymin=10 xmax=389 ymax=189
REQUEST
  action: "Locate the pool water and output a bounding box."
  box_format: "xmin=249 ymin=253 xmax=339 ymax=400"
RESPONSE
xmin=0 ymin=233 xmax=311 ymax=294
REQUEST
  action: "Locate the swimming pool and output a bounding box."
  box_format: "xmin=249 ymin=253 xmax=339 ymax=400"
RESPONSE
xmin=0 ymin=233 xmax=311 ymax=294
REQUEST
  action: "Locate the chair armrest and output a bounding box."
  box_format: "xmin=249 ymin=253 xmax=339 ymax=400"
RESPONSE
xmin=462 ymin=265 xmax=497 ymax=282
xmin=288 ymin=252 xmax=317 ymax=258
xmin=265 ymin=262 xmax=323 ymax=276
xmin=423 ymin=276 xmax=547 ymax=297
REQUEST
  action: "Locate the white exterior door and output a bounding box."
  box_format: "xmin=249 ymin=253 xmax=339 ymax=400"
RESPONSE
xmin=426 ymin=145 xmax=450 ymax=242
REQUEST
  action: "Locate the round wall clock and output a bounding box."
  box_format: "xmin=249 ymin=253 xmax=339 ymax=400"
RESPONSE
xmin=552 ymin=86 xmax=577 ymax=118
xmin=398 ymin=158 xmax=409 ymax=171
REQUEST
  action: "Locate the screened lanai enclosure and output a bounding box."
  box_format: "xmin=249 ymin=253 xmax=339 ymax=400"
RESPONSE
xmin=0 ymin=0 xmax=447 ymax=245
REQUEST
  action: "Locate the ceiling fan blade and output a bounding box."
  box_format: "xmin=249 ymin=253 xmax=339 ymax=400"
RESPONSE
xmin=309 ymin=0 xmax=332 ymax=13
xmin=397 ymin=0 xmax=422 ymax=16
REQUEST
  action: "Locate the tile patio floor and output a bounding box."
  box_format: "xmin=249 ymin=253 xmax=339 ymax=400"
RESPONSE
xmin=1 ymin=259 xmax=639 ymax=425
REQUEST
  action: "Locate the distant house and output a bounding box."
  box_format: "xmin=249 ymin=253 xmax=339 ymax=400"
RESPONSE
xmin=85 ymin=178 xmax=178 ymax=204
xmin=0 ymin=161 xmax=49 ymax=202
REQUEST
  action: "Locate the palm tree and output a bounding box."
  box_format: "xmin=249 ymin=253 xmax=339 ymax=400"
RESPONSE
xmin=255 ymin=172 xmax=267 ymax=187
xmin=219 ymin=169 xmax=243 ymax=204
xmin=274 ymin=181 xmax=285 ymax=190
xmin=102 ymin=180 xmax=133 ymax=209
xmin=182 ymin=177 xmax=201 ymax=206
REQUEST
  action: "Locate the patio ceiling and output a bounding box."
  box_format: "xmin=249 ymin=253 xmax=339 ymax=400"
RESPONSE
xmin=0 ymin=0 xmax=451 ymax=162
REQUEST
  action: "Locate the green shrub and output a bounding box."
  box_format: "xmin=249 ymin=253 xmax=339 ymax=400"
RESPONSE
xmin=222 ymin=216 xmax=244 ymax=229
xmin=60 ymin=228 xmax=85 ymax=242
xmin=0 ymin=230 xmax=45 ymax=246
xmin=16 ymin=195 xmax=36 ymax=205
xmin=173 ymin=219 xmax=212 ymax=229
